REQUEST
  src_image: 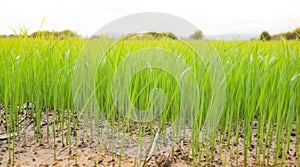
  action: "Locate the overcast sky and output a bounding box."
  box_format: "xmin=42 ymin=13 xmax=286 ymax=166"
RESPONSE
xmin=1 ymin=0 xmax=299 ymax=36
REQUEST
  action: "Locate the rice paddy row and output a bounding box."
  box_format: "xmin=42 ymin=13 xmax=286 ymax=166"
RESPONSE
xmin=0 ymin=37 xmax=299 ymax=166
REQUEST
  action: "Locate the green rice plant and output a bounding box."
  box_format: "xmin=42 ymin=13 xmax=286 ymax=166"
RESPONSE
xmin=0 ymin=35 xmax=299 ymax=166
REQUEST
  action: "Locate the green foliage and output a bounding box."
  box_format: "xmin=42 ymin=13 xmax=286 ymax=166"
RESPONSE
xmin=294 ymin=28 xmax=300 ymax=40
xmin=0 ymin=38 xmax=300 ymax=165
xmin=259 ymin=31 xmax=271 ymax=41
xmin=0 ymin=30 xmax=80 ymax=40
xmin=145 ymin=32 xmax=177 ymax=40
xmin=285 ymin=32 xmax=297 ymax=40
xmin=189 ymin=30 xmax=203 ymax=40
xmin=30 ymin=30 xmax=80 ymax=39
xmin=125 ymin=32 xmax=178 ymax=40
xmin=294 ymin=28 xmax=300 ymax=35
xmin=263 ymin=28 xmax=300 ymax=41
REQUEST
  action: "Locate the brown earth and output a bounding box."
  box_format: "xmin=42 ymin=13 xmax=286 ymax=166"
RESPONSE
xmin=0 ymin=105 xmax=299 ymax=166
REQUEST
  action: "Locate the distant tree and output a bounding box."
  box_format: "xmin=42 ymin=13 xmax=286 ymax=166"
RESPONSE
xmin=165 ymin=32 xmax=177 ymax=40
xmin=125 ymin=32 xmax=178 ymax=40
xmin=190 ymin=30 xmax=203 ymax=40
xmin=294 ymin=28 xmax=300 ymax=34
xmin=285 ymin=32 xmax=296 ymax=40
xmin=30 ymin=30 xmax=51 ymax=38
xmin=30 ymin=30 xmax=78 ymax=39
xmin=294 ymin=28 xmax=300 ymax=40
xmin=145 ymin=32 xmax=178 ymax=40
xmin=259 ymin=31 xmax=271 ymax=41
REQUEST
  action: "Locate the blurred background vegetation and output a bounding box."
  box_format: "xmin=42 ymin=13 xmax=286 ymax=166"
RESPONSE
xmin=0 ymin=29 xmax=81 ymax=39
xmin=0 ymin=28 xmax=299 ymax=41
xmin=259 ymin=28 xmax=300 ymax=41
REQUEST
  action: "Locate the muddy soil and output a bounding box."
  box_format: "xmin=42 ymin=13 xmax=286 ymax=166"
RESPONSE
xmin=0 ymin=105 xmax=299 ymax=166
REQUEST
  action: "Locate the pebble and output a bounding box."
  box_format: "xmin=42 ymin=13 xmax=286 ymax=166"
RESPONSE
xmin=248 ymin=144 xmax=255 ymax=151
xmin=290 ymin=131 xmax=296 ymax=136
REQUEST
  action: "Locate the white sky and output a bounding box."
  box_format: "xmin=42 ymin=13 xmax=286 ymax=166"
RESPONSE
xmin=0 ymin=0 xmax=299 ymax=36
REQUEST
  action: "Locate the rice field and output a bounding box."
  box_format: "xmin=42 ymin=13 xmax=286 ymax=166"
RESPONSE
xmin=0 ymin=36 xmax=299 ymax=166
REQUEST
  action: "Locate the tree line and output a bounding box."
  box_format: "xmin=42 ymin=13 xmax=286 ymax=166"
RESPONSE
xmin=0 ymin=30 xmax=80 ymax=39
xmin=259 ymin=28 xmax=300 ymax=41
xmin=1 ymin=28 xmax=299 ymax=41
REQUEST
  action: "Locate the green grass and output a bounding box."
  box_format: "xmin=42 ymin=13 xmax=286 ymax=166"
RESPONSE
xmin=0 ymin=36 xmax=299 ymax=166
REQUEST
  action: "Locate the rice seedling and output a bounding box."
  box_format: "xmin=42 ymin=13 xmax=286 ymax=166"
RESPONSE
xmin=0 ymin=34 xmax=299 ymax=166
